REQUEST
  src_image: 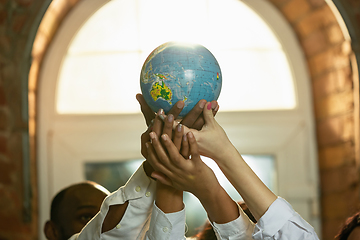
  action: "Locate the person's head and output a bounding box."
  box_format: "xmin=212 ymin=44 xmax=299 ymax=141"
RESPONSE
xmin=336 ymin=212 xmax=360 ymax=240
xmin=44 ymin=181 xmax=110 ymax=240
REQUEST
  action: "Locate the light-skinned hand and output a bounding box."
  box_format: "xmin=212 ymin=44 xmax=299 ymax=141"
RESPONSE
xmin=179 ymin=102 xmax=234 ymax=162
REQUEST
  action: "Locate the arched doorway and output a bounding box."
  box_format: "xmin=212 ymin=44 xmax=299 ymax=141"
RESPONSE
xmin=28 ymin=0 xmax=360 ymax=238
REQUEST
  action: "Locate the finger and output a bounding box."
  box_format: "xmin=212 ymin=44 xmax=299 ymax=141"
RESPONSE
xmin=153 ymin=109 xmax=165 ymax=137
xmin=189 ymin=100 xmax=218 ymax=130
xmin=213 ymin=101 xmax=220 ymax=116
xmin=162 ymin=114 xmax=174 ymax=142
xmin=167 ymin=100 xmax=185 ymax=120
xmin=141 ymin=130 xmax=150 ymax=158
xmin=145 ymin=142 xmax=159 ymax=170
xmin=136 ymin=94 xmax=155 ymax=126
xmin=161 ymin=133 xmax=184 ymax=166
xmin=146 ymin=141 xmax=171 ymax=175
xmin=180 ymin=133 xmax=190 ymax=159
xmin=173 ymin=123 xmax=183 ymax=151
xmin=150 ymin=131 xmax=171 ymax=166
xmin=189 ymin=113 xmax=204 ymax=130
xmin=151 ymin=171 xmax=173 ymax=186
xmin=203 ymin=102 xmax=216 ymax=127
xmin=181 ymin=99 xmax=206 ymax=128
xmin=187 ymin=131 xmax=200 ymax=161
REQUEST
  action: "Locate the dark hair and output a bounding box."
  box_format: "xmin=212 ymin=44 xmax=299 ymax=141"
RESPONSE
xmin=50 ymin=182 xmax=104 ymax=224
xmin=50 ymin=187 xmax=69 ymax=224
xmin=335 ymin=212 xmax=360 ymax=240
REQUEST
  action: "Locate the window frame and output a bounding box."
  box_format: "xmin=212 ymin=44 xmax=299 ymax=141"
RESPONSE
xmin=37 ymin=0 xmax=321 ymax=238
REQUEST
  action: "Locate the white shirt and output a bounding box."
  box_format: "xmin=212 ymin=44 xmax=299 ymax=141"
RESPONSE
xmin=146 ymin=203 xmax=186 ymax=240
xmin=69 ymin=162 xmax=185 ymax=240
xmin=252 ymin=198 xmax=319 ymax=240
xmin=211 ymin=203 xmax=255 ymax=239
xmin=182 ymin=198 xmax=319 ymax=240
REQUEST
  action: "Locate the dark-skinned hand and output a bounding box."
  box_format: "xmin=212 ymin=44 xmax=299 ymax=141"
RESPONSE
xmin=136 ymin=93 xmax=218 ymax=177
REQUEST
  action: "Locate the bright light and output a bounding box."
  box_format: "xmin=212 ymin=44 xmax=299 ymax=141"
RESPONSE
xmin=57 ymin=0 xmax=296 ymax=114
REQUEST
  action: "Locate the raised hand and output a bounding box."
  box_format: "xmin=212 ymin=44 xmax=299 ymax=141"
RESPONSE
xmin=137 ymin=93 xmax=218 ymax=157
xmin=147 ymin=130 xmax=219 ymax=195
xmin=180 ymin=100 xmax=219 ymax=130
xmin=137 ymin=94 xmax=184 ymax=159
xmin=146 ymin=129 xmax=239 ymax=224
xmin=176 ymin=102 xmax=234 ymax=162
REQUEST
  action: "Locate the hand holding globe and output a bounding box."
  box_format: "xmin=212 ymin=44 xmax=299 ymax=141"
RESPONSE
xmin=140 ymin=42 xmax=222 ymax=118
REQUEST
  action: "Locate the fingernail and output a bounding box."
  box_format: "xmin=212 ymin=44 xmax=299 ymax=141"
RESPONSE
xmin=158 ymin=109 xmax=164 ymax=115
xmin=167 ymin=114 xmax=174 ymax=122
xmin=149 ymin=132 xmax=156 ymax=139
xmin=177 ymin=101 xmax=184 ymax=109
xmin=207 ymin=102 xmax=212 ymax=110
xmin=177 ymin=123 xmax=182 ymax=132
xmin=145 ymin=142 xmax=150 ymax=148
xmin=215 ymin=104 xmax=219 ymax=112
xmin=199 ymin=101 xmax=206 ymax=109
xmin=183 ymin=134 xmax=187 ymax=142
xmin=211 ymin=102 xmax=217 ymax=109
xmin=161 ymin=134 xmax=168 ymax=141
xmin=157 ymin=109 xmax=165 ymax=121
xmin=188 ymin=131 xmax=194 ymax=139
xmin=158 ymin=115 xmax=165 ymax=122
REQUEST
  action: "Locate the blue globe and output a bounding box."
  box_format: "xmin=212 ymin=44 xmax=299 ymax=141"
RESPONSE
xmin=140 ymin=42 xmax=222 ymax=118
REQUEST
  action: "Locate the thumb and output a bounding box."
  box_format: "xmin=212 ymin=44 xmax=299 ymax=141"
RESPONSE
xmin=203 ymin=102 xmax=216 ymax=126
xmin=187 ymin=131 xmax=201 ymax=162
xmin=151 ymin=171 xmax=173 ymax=186
xmin=136 ymin=93 xmax=155 ymax=126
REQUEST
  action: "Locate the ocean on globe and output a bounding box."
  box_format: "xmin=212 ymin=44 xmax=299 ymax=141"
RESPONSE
xmin=140 ymin=42 xmax=222 ymax=118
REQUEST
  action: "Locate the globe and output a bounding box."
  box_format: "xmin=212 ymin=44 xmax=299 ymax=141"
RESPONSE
xmin=140 ymin=42 xmax=222 ymax=118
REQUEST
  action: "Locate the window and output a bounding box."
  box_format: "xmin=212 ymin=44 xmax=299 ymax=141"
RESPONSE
xmin=38 ymin=0 xmax=320 ymax=239
xmin=57 ymin=0 xmax=296 ymax=114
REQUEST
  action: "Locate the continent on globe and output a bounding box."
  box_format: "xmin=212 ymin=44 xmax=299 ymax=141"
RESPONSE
xmin=140 ymin=41 xmax=222 ymax=117
xmin=150 ymin=81 xmax=173 ymax=104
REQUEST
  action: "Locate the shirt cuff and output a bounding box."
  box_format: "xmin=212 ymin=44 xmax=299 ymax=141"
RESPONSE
xmin=211 ymin=203 xmax=255 ymax=239
xmin=253 ymin=197 xmax=294 ymax=237
xmin=147 ymin=202 xmax=186 ymax=240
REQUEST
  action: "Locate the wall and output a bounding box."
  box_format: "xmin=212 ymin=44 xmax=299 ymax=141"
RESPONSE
xmin=0 ymin=0 xmax=359 ymax=239
xmin=268 ymin=0 xmax=360 ymax=239
xmin=0 ymin=0 xmax=46 ymax=239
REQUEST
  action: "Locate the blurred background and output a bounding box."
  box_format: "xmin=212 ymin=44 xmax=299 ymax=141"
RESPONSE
xmin=1 ymin=0 xmax=360 ymax=239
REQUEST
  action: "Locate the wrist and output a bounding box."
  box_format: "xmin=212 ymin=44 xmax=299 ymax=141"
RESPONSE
xmin=212 ymin=143 xmax=238 ymax=163
xmin=155 ymin=182 xmax=183 ymax=214
xmin=194 ymin=181 xmax=223 ymax=204
xmin=143 ymin=160 xmax=154 ymax=178
xmin=197 ymin=185 xmax=239 ymax=224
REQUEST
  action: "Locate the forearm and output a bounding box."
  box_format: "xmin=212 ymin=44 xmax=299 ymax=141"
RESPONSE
xmin=215 ymin=147 xmax=277 ymax=221
xmin=146 ymin=182 xmax=185 ymax=240
xmin=196 ymin=183 xmax=239 ymax=224
xmin=155 ymin=181 xmax=183 ymax=213
xmin=101 ymin=202 xmax=129 ymax=233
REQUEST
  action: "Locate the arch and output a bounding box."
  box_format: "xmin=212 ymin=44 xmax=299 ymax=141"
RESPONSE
xmin=28 ymin=0 xmax=82 ymax=237
xmin=30 ymin=0 xmax=359 ymax=239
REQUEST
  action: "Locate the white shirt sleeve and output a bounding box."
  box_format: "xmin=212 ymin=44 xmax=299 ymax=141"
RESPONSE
xmin=252 ymin=197 xmax=320 ymax=240
xmin=211 ymin=203 xmax=255 ymax=240
xmin=145 ymin=202 xmax=186 ymax=240
xmin=208 ymin=198 xmax=319 ymax=240
xmin=71 ymin=161 xmax=156 ymax=240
